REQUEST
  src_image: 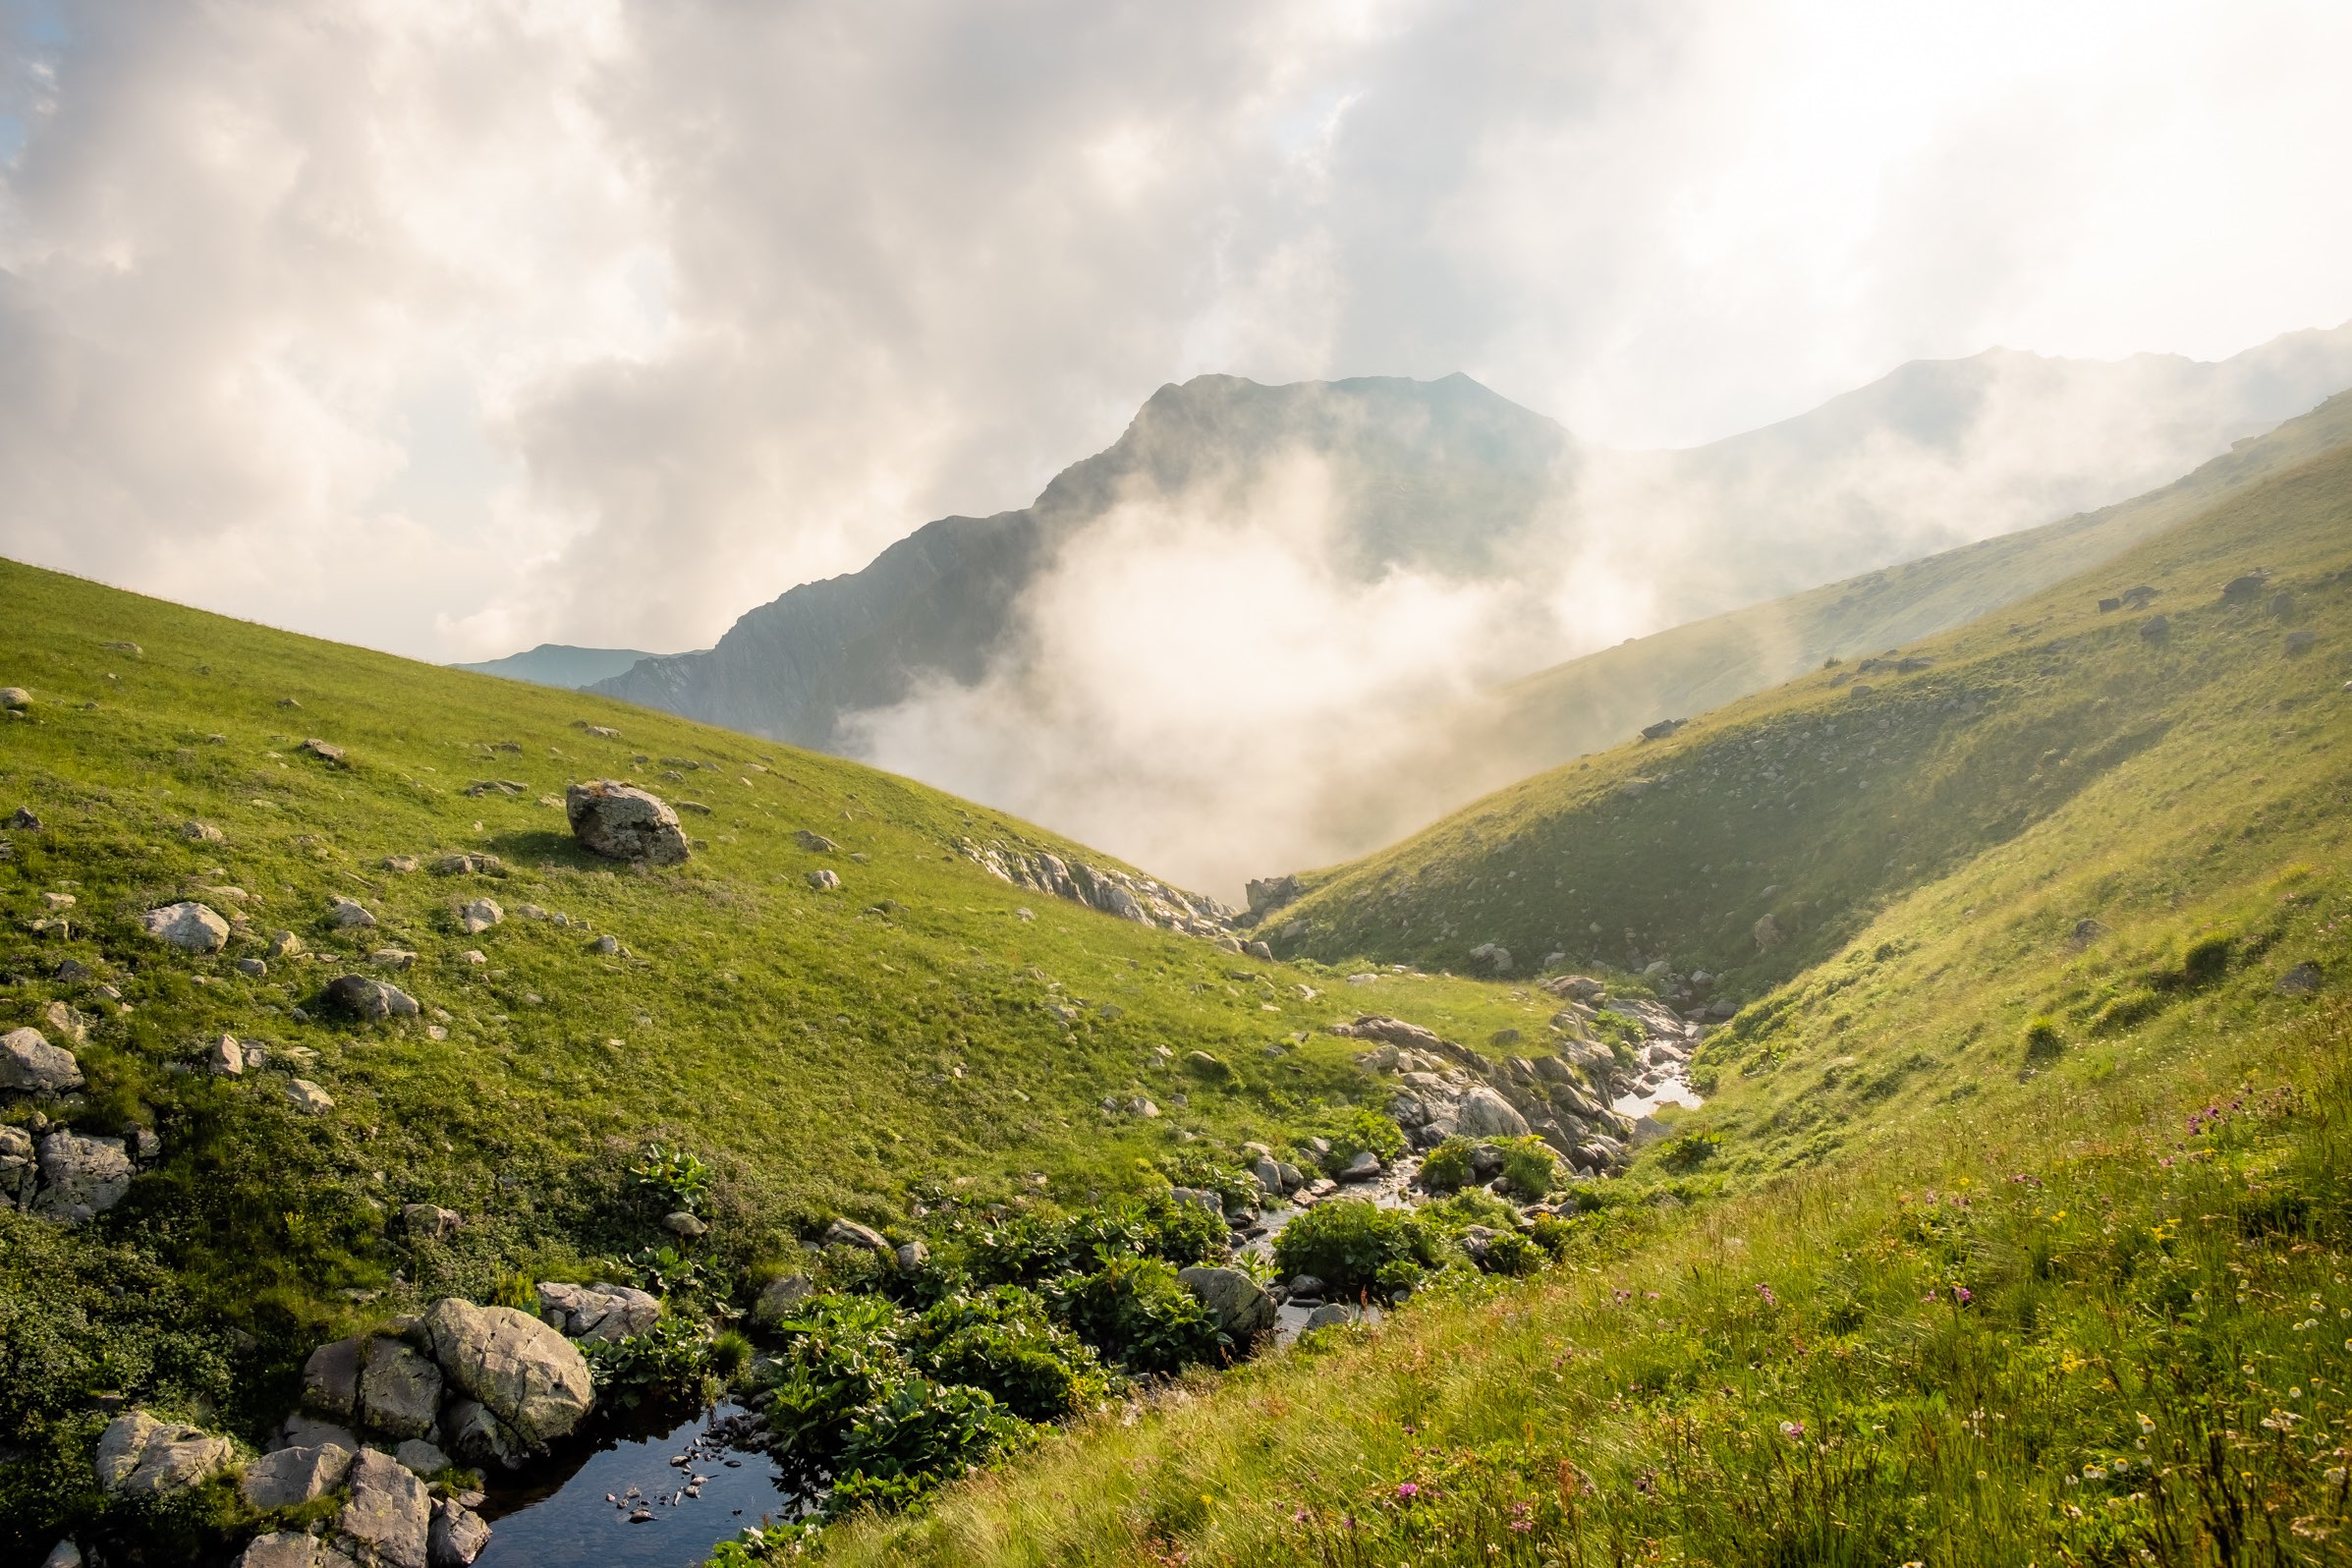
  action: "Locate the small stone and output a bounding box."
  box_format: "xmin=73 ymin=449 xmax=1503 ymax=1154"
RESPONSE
xmin=0 ymin=688 xmax=28 ymax=710
xmin=207 ymin=1035 xmax=247 ymax=1076
xmin=588 ymin=933 xmax=620 ymax=955
xmin=794 ymin=830 xmax=836 ymax=853
xmin=807 ymin=868 xmax=840 ymax=892
xmin=457 ymin=899 xmax=502 ymax=934
xmin=267 ymin=929 xmax=307 ymax=958
xmin=460 ymin=950 xmax=485 ymax=965
xmin=301 ymin=738 xmax=346 ymax=764
xmin=285 ymin=1079 xmax=335 ymax=1115
xmin=662 ymin=1210 xmax=707 ymax=1238
xmin=141 ymin=901 xmax=231 ymax=953
xmin=894 ymin=1239 xmax=928 ymax=1272
xmin=236 ymin=956 xmax=269 ymax=978
xmin=382 ymin=856 xmax=420 ymax=873
xmin=327 ymin=897 xmax=376 ymax=929
xmin=371 ymin=948 xmax=419 ymax=971
xmin=823 ymin=1217 xmax=893 ymax=1256
xmin=2277 ymin=960 xmax=2324 ymax=997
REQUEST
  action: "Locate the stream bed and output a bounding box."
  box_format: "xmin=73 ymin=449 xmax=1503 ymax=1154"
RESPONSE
xmin=473 ymin=1401 xmax=793 ymax=1568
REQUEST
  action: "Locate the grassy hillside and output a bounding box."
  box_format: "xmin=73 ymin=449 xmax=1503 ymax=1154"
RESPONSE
xmin=1277 ymin=389 xmax=2352 ymax=870
xmin=0 ymin=559 xmax=1558 ymax=1557
xmin=807 ymin=393 xmax=2352 ymax=1564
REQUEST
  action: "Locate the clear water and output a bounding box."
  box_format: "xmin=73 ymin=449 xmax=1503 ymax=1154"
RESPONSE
xmin=473 ymin=1401 xmax=799 ymax=1568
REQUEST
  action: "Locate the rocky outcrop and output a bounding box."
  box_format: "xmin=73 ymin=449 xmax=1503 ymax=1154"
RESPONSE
xmin=93 ymin=1411 xmax=235 ymax=1498
xmin=535 ymin=1281 xmax=660 ymax=1343
xmin=0 ymin=1027 xmax=83 ymax=1093
xmin=31 ymin=1130 xmax=133 ymax=1222
xmin=338 ymin=1448 xmax=430 ymax=1568
xmin=566 ymin=781 xmax=691 ymax=866
xmin=242 ymin=1443 xmax=355 ymax=1510
xmin=422 ymin=1299 xmax=594 ymax=1448
xmin=956 ymin=838 xmax=1234 ymax=936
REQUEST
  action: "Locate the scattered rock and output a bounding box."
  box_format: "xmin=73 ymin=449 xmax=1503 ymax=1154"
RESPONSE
xmin=0 ymin=688 xmax=28 ymax=710
xmin=32 ymin=1130 xmax=132 ymax=1222
xmin=806 ymin=868 xmax=840 ymax=892
xmin=794 ymin=830 xmax=838 ymax=853
xmin=1245 ymin=939 xmax=1273 ymax=962
xmin=2285 ymin=630 xmax=2318 ymax=655
xmin=588 ymin=933 xmax=621 ymax=956
xmin=394 ymin=1438 xmax=450 ymax=1477
xmin=422 ymin=1297 xmax=595 ymax=1447
xmin=208 ymin=1035 xmax=247 ymax=1076
xmin=325 ymin=975 xmax=420 ymax=1021
xmin=242 ymin=1442 xmax=355 ymax=1510
xmin=1338 ymin=1149 xmax=1383 ymax=1181
xmin=371 ymin=948 xmax=419 ymax=971
xmin=236 ymin=957 xmax=269 ymax=979
xmin=751 ymin=1273 xmax=814 ymax=1327
xmin=1752 ymin=914 xmax=1783 ymax=952
xmin=536 ymin=1281 xmax=661 ymax=1342
xmin=432 ymin=853 xmax=504 ymax=876
xmin=184 ymin=820 xmax=225 ymax=843
xmin=1302 ymin=1303 xmax=1369 ymax=1330
xmin=339 ymin=1447 xmax=431 ymax=1568
xmin=0 ymin=1027 xmax=83 ymax=1093
xmin=1 ymin=1124 xmax=38 ymax=1207
xmin=895 ymin=1240 xmax=930 ymax=1272
xmin=456 ymin=899 xmax=502 ymax=934
xmin=327 ymin=897 xmax=377 ymax=929
xmin=382 ymin=856 xmax=420 ymax=873
xmin=566 ymin=781 xmax=690 ymax=866
xmin=2139 ymin=614 xmax=2170 ymax=642
xmin=2220 ymin=573 xmax=2269 ymax=603
xmin=93 ymin=1410 xmax=235 ymax=1498
xmin=400 ymin=1203 xmax=461 ymax=1238
xmin=1468 ymin=941 xmax=1512 ymax=975
xmin=2277 ymin=961 xmax=2324 ymax=997
xmin=663 ymin=1210 xmax=707 ymax=1239
xmin=1177 ymin=1265 xmax=1276 ymax=1339
xmin=141 ymin=901 xmax=231 ymax=953
xmin=301 ymin=739 xmax=347 ymax=764
xmin=268 ymin=929 xmax=308 ymax=958
xmin=303 ymin=1337 xmax=364 ymax=1420
xmin=824 ymin=1217 xmax=893 ymax=1256
xmin=285 ymin=1080 xmax=335 ymax=1115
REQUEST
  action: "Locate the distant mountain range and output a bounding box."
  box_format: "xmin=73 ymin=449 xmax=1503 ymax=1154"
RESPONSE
xmin=453 ymin=644 xmax=673 ymax=690
xmin=468 ymin=321 xmax=2352 ymax=896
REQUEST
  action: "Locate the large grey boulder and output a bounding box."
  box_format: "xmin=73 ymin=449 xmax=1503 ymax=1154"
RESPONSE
xmin=751 ymin=1273 xmax=814 ymax=1328
xmin=238 ymin=1535 xmax=362 ymax=1568
xmin=93 ymin=1410 xmax=235 ymax=1498
xmin=428 ymin=1498 xmax=492 ymax=1566
xmin=566 ymin=781 xmax=690 ymax=866
xmin=140 ymin=901 xmax=230 ymax=953
xmin=0 ymin=1124 xmax=36 ymax=1206
xmin=338 ymin=1448 xmax=431 ymax=1568
xmin=439 ymin=1398 xmax=525 ymax=1472
xmin=303 ymin=1336 xmax=364 ymax=1420
xmin=1455 ymin=1087 xmax=1531 ymax=1139
xmin=357 ymin=1337 xmax=443 ymax=1438
xmin=0 ymin=1028 xmax=82 ymax=1092
xmin=422 ymin=1298 xmax=593 ymax=1447
xmin=535 ymin=1281 xmax=661 ymax=1342
xmin=242 ymin=1442 xmax=355 ymax=1510
xmin=1177 ymin=1265 xmax=1276 ymax=1340
xmin=32 ymin=1130 xmax=132 ymax=1222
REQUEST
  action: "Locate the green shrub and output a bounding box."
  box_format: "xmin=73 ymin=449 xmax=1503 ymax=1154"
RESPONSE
xmin=1497 ymin=1137 xmax=1558 ymax=1197
xmin=1526 ymin=1213 xmax=1576 ymax=1256
xmin=2180 ymin=933 xmax=2234 ymax=987
xmin=709 ymin=1328 xmax=753 ymax=1380
xmin=583 ymin=1318 xmax=712 ymax=1408
xmin=1658 ymin=1130 xmax=1722 ymax=1173
xmin=1317 ymin=1108 xmax=1406 ymax=1174
xmin=1477 ymin=1230 xmax=1544 ymax=1277
xmin=1044 ymin=1255 xmax=1227 ymax=1374
xmin=760 ymin=1294 xmax=916 ymax=1486
xmin=1417 ymin=1138 xmax=1477 ymax=1193
xmin=630 ymin=1143 xmax=712 ymax=1214
xmin=2090 ymin=989 xmax=2167 ymax=1036
xmin=823 ymin=1377 xmax=1031 ymax=1520
xmin=1273 ymin=1201 xmax=1439 ymax=1296
xmin=1156 ymin=1150 xmax=1260 ymax=1216
xmin=966 ymin=1196 xmax=1225 ymax=1288
xmin=908 ymin=1288 xmax=1107 ymax=1421
xmin=2022 ymin=1016 xmax=2064 ymax=1063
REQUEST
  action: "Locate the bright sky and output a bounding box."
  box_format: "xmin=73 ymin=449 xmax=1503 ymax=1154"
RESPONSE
xmin=1 ymin=0 xmax=2347 ymax=660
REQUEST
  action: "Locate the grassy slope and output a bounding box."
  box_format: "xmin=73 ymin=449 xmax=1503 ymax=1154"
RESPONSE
xmin=819 ymin=403 xmax=2352 ymax=1562
xmin=0 ymin=559 xmax=1554 ymax=1552
xmin=1294 ymin=391 xmax=2352 ymax=865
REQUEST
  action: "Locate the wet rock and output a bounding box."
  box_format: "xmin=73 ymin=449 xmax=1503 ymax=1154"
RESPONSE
xmin=536 ymin=1281 xmax=661 ymax=1342
xmin=566 ymin=781 xmax=690 ymax=866
xmin=428 ymin=1497 xmax=492 ymax=1566
xmin=93 ymin=1410 xmax=234 ymax=1498
xmin=242 ymin=1442 xmax=355 ymax=1510
xmin=141 ymin=901 xmax=230 ymax=952
xmin=1178 ymin=1265 xmax=1276 ymax=1339
xmin=421 ymin=1298 xmax=594 ymax=1447
xmin=339 ymin=1447 xmax=431 ymax=1568
xmin=32 ymin=1131 xmax=132 ymax=1222
xmin=1 ymin=1028 xmax=82 ymax=1093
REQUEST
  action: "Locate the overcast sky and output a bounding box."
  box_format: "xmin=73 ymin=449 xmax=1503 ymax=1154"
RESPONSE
xmin=2 ymin=0 xmax=2348 ymax=661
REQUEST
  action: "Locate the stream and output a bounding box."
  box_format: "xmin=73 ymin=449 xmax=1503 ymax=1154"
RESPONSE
xmin=473 ymin=1400 xmax=792 ymax=1568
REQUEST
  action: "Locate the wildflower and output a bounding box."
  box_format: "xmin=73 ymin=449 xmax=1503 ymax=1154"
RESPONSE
xmin=1758 ymin=1284 xmax=1778 ymax=1308
xmin=1953 ymin=1286 xmax=1973 ymax=1306
xmin=1292 ymin=1509 xmax=1309 ymax=1524
xmin=1779 ymin=1421 xmax=1804 ymax=1438
xmin=2137 ymin=1414 xmax=2155 ymax=1434
xmin=1395 ymin=1483 xmax=1419 ymax=1500
xmin=2292 ymin=1388 xmax=2305 ymax=1399
xmin=2084 ymin=1466 xmax=2106 ymax=1481
xmin=2328 ymin=1468 xmax=2347 ymax=1485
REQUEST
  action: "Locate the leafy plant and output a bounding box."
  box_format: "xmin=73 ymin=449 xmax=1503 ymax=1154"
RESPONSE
xmin=1496 ymin=1136 xmax=1558 ymax=1197
xmin=631 ymin=1144 xmax=713 ymax=1215
xmin=1273 ymin=1200 xmax=1439 ymax=1296
xmin=908 ymin=1287 xmax=1107 ymax=1422
xmin=822 ymin=1378 xmax=1032 ymax=1520
xmin=583 ymin=1318 xmax=711 ymax=1407
xmin=1044 ymin=1255 xmax=1227 ymax=1375
xmin=1417 ymin=1137 xmax=1477 ymax=1193
xmin=1476 ymin=1229 xmax=1544 ymax=1277
xmin=1317 ymin=1107 xmax=1406 ymax=1174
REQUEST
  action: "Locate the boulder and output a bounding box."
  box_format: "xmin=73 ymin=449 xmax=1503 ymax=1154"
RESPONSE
xmin=662 ymin=1209 xmax=706 ymax=1238
xmin=93 ymin=1410 xmax=235 ymax=1498
xmin=0 ymin=1028 xmax=82 ymax=1093
xmin=399 ymin=1203 xmax=461 ymax=1238
xmin=141 ymin=901 xmax=230 ymax=953
xmin=325 ymin=975 xmax=420 ymax=1021
xmin=327 ymin=897 xmax=376 ymax=929
xmin=752 ymin=1273 xmax=814 ymax=1328
xmin=242 ymin=1442 xmax=355 ymax=1510
xmin=237 ymin=1536 xmax=358 ymax=1568
xmin=566 ymin=781 xmax=690 ymax=866
xmin=807 ymin=868 xmax=841 ymax=891
xmin=1250 ymin=1155 xmax=1284 ymax=1195
xmin=1455 ymin=1087 xmax=1531 ymax=1139
xmin=456 ymin=899 xmax=502 ymax=935
xmin=895 ymin=1240 xmax=930 ymax=1272
xmin=1167 ymin=1186 xmax=1223 ymax=1217
xmin=272 ymin=1414 xmax=362 ymax=1454
xmin=535 ymin=1281 xmax=661 ymax=1343
xmin=357 ymin=1337 xmax=443 ymax=1438
xmin=421 ymin=1298 xmax=594 ymax=1447
xmin=1 ymin=1124 xmax=37 ymax=1206
xmin=429 ymin=1498 xmax=492 ymax=1567
xmin=2140 ymin=614 xmax=2170 ymax=642
xmin=1338 ymin=1150 xmax=1383 ymax=1181
xmin=1177 ymin=1264 xmax=1277 ymax=1339
xmin=1468 ymin=942 xmax=1513 ymax=975
xmin=301 ymin=739 xmax=347 ymax=764
xmin=0 ymin=687 xmax=29 ymax=709
xmin=285 ymin=1079 xmax=336 ymax=1115
xmin=32 ymin=1130 xmax=132 ymax=1222
xmin=339 ymin=1448 xmax=431 ymax=1568
xmin=236 ymin=957 xmax=269 ymax=979
xmin=439 ymin=1398 xmax=525 ymax=1472
xmin=304 ymin=1336 xmax=364 ymax=1419
xmin=1752 ymin=914 xmax=1782 ymax=952
xmin=394 ymin=1438 xmax=449 ymax=1477
xmin=824 ymin=1217 xmax=893 ymax=1256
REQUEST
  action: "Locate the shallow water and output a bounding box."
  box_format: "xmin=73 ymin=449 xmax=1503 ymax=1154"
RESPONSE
xmin=1243 ymin=1157 xmax=1418 ymax=1343
xmin=473 ymin=1401 xmax=795 ymax=1568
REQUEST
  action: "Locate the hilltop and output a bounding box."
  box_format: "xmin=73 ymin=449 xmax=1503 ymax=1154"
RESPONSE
xmin=450 ymin=645 xmax=672 ymax=691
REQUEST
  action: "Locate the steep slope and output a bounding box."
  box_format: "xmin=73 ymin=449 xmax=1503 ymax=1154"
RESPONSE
xmin=1343 ymin=387 xmax=2352 ymax=832
xmin=586 ymin=331 xmax=2352 ymax=900
xmin=0 ymin=557 xmax=1565 ymax=1560
xmin=812 ymin=357 xmax=2352 ymax=1568
xmin=451 ymin=644 xmax=670 ymax=690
